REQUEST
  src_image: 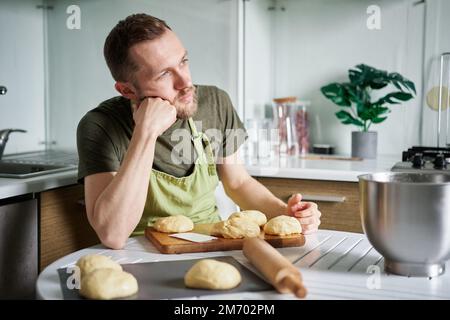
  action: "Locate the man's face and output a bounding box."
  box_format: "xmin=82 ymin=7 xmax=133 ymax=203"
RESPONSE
xmin=126 ymin=30 xmax=196 ymax=119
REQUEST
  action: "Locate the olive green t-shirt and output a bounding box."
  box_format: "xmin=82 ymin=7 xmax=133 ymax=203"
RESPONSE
xmin=76 ymin=85 xmax=247 ymax=182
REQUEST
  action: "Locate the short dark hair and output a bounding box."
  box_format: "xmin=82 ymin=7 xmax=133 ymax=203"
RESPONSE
xmin=103 ymin=13 xmax=171 ymax=82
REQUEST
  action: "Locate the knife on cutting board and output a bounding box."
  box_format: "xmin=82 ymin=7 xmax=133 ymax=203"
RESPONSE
xmin=169 ymin=232 xmax=217 ymax=243
xmin=168 ymin=223 xmax=219 ymax=243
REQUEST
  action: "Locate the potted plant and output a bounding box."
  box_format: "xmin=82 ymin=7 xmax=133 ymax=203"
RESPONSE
xmin=320 ymin=64 xmax=416 ymax=158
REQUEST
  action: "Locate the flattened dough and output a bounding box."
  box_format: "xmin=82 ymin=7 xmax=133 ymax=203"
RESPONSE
xmin=184 ymin=259 xmax=242 ymax=290
xmin=229 ymin=210 xmax=267 ymax=227
xmin=154 ymin=215 xmax=194 ymax=233
xmin=264 ymin=215 xmax=302 ymax=236
xmin=76 ymin=254 xmax=122 ymax=277
xmin=80 ymin=269 xmax=138 ymax=300
xmin=211 ymin=217 xmax=260 ymax=239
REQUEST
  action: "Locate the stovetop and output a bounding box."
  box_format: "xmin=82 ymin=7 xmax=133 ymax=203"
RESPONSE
xmin=392 ymin=146 xmax=450 ymax=172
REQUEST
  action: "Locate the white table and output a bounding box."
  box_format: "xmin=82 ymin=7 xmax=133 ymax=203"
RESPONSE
xmin=36 ymin=229 xmax=450 ymax=300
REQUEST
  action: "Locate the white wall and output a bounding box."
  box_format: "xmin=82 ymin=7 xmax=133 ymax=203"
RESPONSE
xmin=0 ymin=0 xmax=46 ymax=155
xmin=46 ymin=0 xmax=239 ymax=150
xmin=244 ymin=0 xmax=274 ymax=120
xmin=245 ymin=0 xmax=425 ymax=157
xmin=421 ymin=0 xmax=450 ymax=148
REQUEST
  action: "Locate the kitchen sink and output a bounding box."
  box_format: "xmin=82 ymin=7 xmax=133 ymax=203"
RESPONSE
xmin=0 ymin=150 xmax=78 ymax=179
xmin=0 ymin=162 xmax=76 ymax=178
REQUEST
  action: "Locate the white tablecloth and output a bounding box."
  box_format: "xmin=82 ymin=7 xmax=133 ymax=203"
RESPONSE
xmin=36 ymin=229 xmax=450 ymax=300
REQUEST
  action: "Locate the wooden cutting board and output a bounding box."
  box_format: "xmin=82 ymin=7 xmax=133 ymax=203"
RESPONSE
xmin=145 ymin=223 xmax=305 ymax=254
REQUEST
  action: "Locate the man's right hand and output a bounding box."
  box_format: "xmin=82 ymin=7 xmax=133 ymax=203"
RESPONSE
xmin=132 ymin=97 xmax=177 ymax=138
xmin=86 ymin=97 xmax=177 ymax=249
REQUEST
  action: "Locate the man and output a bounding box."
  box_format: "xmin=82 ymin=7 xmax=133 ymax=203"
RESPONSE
xmin=77 ymin=13 xmax=321 ymax=249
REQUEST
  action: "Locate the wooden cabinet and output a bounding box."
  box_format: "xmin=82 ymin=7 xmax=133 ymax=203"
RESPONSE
xmin=39 ymin=184 xmax=99 ymax=272
xmin=256 ymin=177 xmax=362 ymax=233
xmin=0 ymin=196 xmax=38 ymax=298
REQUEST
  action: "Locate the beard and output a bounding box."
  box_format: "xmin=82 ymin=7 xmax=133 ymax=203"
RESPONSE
xmin=133 ymin=84 xmax=198 ymax=120
xmin=173 ymin=86 xmax=198 ymax=120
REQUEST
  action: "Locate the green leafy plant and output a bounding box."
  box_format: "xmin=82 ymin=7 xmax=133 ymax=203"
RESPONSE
xmin=320 ymin=64 xmax=416 ymax=132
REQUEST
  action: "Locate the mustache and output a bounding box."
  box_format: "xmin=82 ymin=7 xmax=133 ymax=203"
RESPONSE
xmin=175 ymin=86 xmax=195 ymax=101
xmin=135 ymin=86 xmax=196 ymax=105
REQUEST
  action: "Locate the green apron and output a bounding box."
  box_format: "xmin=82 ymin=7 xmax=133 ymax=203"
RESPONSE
xmin=132 ymin=118 xmax=221 ymax=236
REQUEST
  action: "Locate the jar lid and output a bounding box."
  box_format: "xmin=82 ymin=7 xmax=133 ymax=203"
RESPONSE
xmin=273 ymin=96 xmax=297 ymax=104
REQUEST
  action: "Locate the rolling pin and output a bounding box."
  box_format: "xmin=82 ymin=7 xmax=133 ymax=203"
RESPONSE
xmin=243 ymin=237 xmax=307 ymax=298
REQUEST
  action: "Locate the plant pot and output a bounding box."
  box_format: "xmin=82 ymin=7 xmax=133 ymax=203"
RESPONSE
xmin=351 ymin=131 xmax=377 ymax=159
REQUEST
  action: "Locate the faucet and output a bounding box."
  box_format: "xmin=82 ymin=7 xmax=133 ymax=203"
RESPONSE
xmin=0 ymin=129 xmax=27 ymax=160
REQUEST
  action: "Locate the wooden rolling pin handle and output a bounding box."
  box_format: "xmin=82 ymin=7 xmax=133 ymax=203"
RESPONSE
xmin=243 ymin=237 xmax=307 ymax=299
xmin=278 ymin=273 xmax=307 ymax=299
xmin=274 ymin=267 xmax=307 ymax=298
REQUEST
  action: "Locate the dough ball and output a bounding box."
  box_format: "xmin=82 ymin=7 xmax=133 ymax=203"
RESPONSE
xmin=264 ymin=215 xmax=302 ymax=236
xmin=184 ymin=259 xmax=241 ymax=290
xmin=154 ymin=215 xmax=194 ymax=233
xmin=211 ymin=217 xmax=260 ymax=239
xmin=229 ymin=210 xmax=267 ymax=227
xmin=80 ymin=269 xmax=138 ymax=300
xmin=76 ymin=254 xmax=122 ymax=278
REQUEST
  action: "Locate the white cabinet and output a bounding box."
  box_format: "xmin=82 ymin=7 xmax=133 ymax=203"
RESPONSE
xmin=45 ymin=0 xmax=240 ymax=150
xmin=243 ymin=0 xmax=426 ymax=156
xmin=0 ymin=0 xmax=46 ymax=154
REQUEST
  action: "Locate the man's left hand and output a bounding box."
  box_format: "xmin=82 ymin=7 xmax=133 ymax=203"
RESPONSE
xmin=287 ymin=194 xmax=321 ymax=234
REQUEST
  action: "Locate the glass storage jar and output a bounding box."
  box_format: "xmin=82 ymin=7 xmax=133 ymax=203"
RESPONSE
xmin=273 ymin=97 xmax=310 ymax=156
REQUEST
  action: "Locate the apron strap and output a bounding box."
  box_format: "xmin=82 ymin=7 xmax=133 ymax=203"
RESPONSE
xmin=187 ymin=117 xmax=200 ymax=138
xmin=188 ymin=118 xmax=217 ymax=176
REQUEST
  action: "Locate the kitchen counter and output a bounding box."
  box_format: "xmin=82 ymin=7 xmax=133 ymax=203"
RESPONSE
xmin=0 ymin=155 xmax=399 ymax=200
xmin=36 ymin=229 xmax=450 ymax=300
xmin=246 ymin=155 xmax=399 ymax=182
xmin=0 ymin=150 xmax=79 ymax=200
xmin=0 ymin=169 xmax=78 ymax=200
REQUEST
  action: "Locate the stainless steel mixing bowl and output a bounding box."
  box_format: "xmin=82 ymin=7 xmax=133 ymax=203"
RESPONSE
xmin=359 ymin=172 xmax=450 ymax=277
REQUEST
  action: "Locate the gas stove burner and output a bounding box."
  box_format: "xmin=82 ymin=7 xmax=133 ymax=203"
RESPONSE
xmin=401 ymin=146 xmax=450 ymax=161
xmin=392 ymin=146 xmax=450 ymax=172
